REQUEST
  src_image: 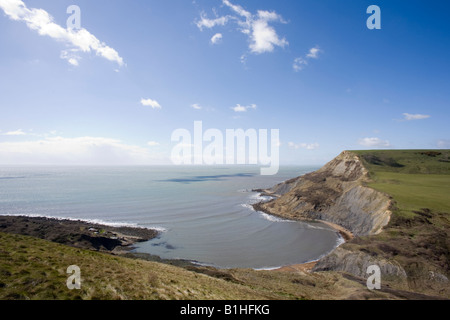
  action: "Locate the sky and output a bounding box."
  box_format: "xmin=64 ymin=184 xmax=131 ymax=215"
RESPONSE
xmin=0 ymin=0 xmax=449 ymax=166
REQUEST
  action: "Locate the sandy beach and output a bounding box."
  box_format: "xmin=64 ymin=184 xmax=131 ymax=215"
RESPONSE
xmin=272 ymin=222 xmax=353 ymax=274
xmin=271 ymin=218 xmax=354 ymax=274
xmin=252 ymin=195 xmax=355 ymax=273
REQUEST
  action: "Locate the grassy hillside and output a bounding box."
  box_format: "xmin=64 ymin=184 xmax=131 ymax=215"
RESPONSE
xmin=343 ymin=150 xmax=450 ymax=296
xmin=353 ymin=150 xmax=450 ymax=217
xmin=353 ymin=150 xmax=450 ymax=175
xmin=0 ymin=231 xmax=273 ymax=300
xmin=2 ymin=231 xmax=434 ymax=300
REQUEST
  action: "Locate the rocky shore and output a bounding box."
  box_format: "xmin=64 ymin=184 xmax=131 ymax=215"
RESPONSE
xmin=0 ymin=215 xmax=158 ymax=254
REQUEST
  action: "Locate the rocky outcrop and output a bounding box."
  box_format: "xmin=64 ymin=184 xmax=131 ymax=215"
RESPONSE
xmin=257 ymin=151 xmax=392 ymax=236
xmin=312 ymin=247 xmax=407 ymax=279
xmin=0 ymin=215 xmax=158 ymax=253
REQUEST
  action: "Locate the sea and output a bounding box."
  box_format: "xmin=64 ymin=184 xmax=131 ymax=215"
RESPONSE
xmin=0 ymin=165 xmax=343 ymax=269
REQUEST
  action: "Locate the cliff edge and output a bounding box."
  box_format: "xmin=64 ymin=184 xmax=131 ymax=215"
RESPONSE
xmin=256 ymin=151 xmax=392 ymax=237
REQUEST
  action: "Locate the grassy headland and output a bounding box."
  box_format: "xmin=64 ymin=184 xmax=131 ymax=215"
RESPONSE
xmin=353 ymin=150 xmax=450 ymax=217
xmin=343 ymin=150 xmax=450 ymax=296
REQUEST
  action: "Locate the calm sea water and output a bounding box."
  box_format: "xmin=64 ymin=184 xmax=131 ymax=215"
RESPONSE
xmin=0 ymin=166 xmax=342 ymax=269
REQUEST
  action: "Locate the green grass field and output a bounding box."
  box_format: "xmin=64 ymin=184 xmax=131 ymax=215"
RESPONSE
xmin=352 ymin=150 xmax=450 ymax=218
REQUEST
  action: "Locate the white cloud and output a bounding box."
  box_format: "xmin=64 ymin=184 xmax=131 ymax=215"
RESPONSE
xmin=196 ymin=14 xmax=230 ymax=30
xmin=288 ymin=142 xmax=319 ymax=150
xmin=0 ymin=136 xmax=164 ymax=165
xmin=437 ymin=140 xmax=450 ymax=148
xmin=0 ymin=0 xmax=124 ymax=67
xmin=223 ymin=0 xmax=251 ymax=19
xmin=191 ymin=103 xmax=202 ymax=110
xmin=67 ymin=58 xmax=78 ymax=66
xmin=293 ymin=57 xmax=308 ymax=72
xmin=240 ymin=54 xmax=247 ymax=65
xmin=141 ymin=98 xmax=162 ymax=109
xmin=293 ymin=46 xmax=322 ymax=72
xmin=3 ymin=129 xmax=26 ymax=136
xmin=306 ymin=46 xmax=321 ymax=59
xmin=403 ymin=113 xmax=431 ymax=121
xmin=249 ymin=13 xmax=288 ymax=54
xmin=196 ymin=0 xmax=287 ymax=54
xmin=147 ymin=141 xmax=160 ymax=147
xmin=211 ymin=33 xmax=223 ymax=44
xmin=358 ymin=137 xmax=391 ymax=148
xmin=231 ymin=104 xmax=257 ymax=112
xmin=60 ymin=49 xmax=80 ymax=66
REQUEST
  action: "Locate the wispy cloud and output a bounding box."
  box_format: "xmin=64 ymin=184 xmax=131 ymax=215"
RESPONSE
xmin=293 ymin=57 xmax=308 ymax=72
xmin=402 ymin=113 xmax=431 ymax=121
xmin=211 ymin=33 xmax=223 ymax=44
xmin=196 ymin=0 xmax=288 ymax=54
xmin=306 ymin=46 xmax=321 ymax=59
xmin=293 ymin=46 xmax=322 ymax=72
xmin=2 ymin=129 xmax=26 ymax=136
xmin=358 ymin=137 xmax=391 ymax=148
xmin=0 ymin=136 xmax=163 ymax=165
xmin=231 ymin=104 xmax=257 ymax=112
xmin=147 ymin=141 xmax=160 ymax=147
xmin=196 ymin=13 xmax=230 ymax=31
xmin=191 ymin=103 xmax=203 ymax=110
xmin=288 ymin=142 xmax=320 ymax=150
xmin=141 ymin=98 xmax=162 ymax=109
xmin=60 ymin=49 xmax=80 ymax=66
xmin=0 ymin=0 xmax=124 ymax=67
xmin=437 ymin=139 xmax=450 ymax=148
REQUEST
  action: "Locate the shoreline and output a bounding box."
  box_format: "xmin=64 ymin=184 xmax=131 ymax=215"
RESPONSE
xmin=274 ymin=261 xmax=318 ymax=273
xmin=251 ymin=197 xmax=355 ymax=273
xmin=0 ymin=215 xmax=159 ymax=254
xmin=252 ymin=201 xmax=354 ymax=242
xmin=0 ymin=208 xmax=353 ymax=274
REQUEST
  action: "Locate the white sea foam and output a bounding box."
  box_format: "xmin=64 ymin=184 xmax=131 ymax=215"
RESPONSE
xmin=253 ymin=266 xmax=282 ymax=271
xmin=0 ymin=213 xmax=167 ymax=233
xmin=240 ymin=202 xmax=293 ymax=223
xmin=248 ymin=192 xmax=275 ymax=203
xmin=240 ymin=203 xmax=255 ymax=211
xmin=335 ymin=233 xmax=346 ymax=247
xmin=240 ymin=192 xmax=294 ymax=223
xmin=259 ymin=212 xmax=292 ymax=223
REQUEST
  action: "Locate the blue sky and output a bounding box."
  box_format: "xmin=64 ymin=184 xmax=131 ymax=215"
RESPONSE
xmin=0 ymin=0 xmax=449 ymax=165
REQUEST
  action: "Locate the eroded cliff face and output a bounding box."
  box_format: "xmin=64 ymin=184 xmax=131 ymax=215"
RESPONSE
xmin=312 ymin=247 xmax=407 ymax=279
xmin=258 ymin=151 xmax=392 ymax=236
